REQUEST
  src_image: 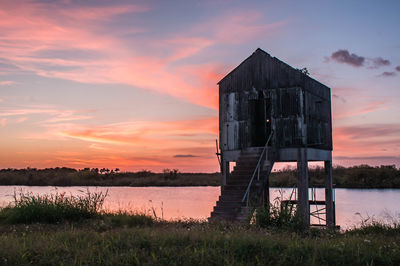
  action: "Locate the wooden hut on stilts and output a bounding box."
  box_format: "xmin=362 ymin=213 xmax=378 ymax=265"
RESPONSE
xmin=210 ymin=48 xmax=335 ymax=227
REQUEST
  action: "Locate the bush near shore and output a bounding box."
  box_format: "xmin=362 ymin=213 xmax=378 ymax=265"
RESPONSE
xmin=1 ymin=192 xmax=400 ymax=265
xmin=0 ymin=164 xmax=399 ymax=188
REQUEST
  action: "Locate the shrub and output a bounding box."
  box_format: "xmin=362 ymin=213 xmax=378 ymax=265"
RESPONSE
xmin=0 ymin=190 xmax=107 ymax=224
xmin=108 ymin=212 xmax=154 ymax=227
xmin=162 ymin=169 xmax=179 ymax=180
xmin=255 ymin=190 xmax=307 ymax=231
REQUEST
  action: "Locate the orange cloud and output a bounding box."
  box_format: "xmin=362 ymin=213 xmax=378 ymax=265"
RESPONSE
xmin=0 ymin=106 xmax=93 ymax=122
xmin=0 ymin=118 xmax=7 ymax=127
xmin=59 ymin=117 xmax=218 ymax=146
xmin=333 ymin=124 xmax=400 ymax=158
xmin=0 ymin=81 xmax=15 ymax=86
xmin=333 ymin=100 xmax=387 ymax=120
xmin=24 ymin=117 xmax=219 ymax=171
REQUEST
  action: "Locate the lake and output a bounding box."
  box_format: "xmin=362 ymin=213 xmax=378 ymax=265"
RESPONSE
xmin=1 ymin=186 xmax=399 ymax=229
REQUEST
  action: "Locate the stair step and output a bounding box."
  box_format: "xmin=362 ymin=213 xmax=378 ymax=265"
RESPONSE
xmin=230 ymin=171 xmax=253 ymax=176
xmin=227 ymin=181 xmax=251 ymax=186
xmin=209 ymin=152 xmax=274 ymax=221
xmin=239 ymin=154 xmax=261 ymax=161
xmin=227 ymin=176 xmax=251 ymax=181
xmin=222 ymin=185 xmax=248 ymax=190
xmin=236 ymin=159 xmax=259 ymax=164
xmin=213 ymin=206 xmax=242 ymax=213
xmin=220 ymin=190 xmax=245 ymax=195
xmin=234 ymin=164 xmax=258 ymax=169
xmin=210 ymin=211 xmax=239 ymax=219
xmin=218 ymin=201 xmax=244 ymax=207
xmin=219 ymin=196 xmax=244 ymax=202
xmin=220 ymin=192 xmax=246 ymax=198
xmin=241 ymin=149 xmax=263 ymax=155
xmin=229 ymin=173 xmax=252 ymax=178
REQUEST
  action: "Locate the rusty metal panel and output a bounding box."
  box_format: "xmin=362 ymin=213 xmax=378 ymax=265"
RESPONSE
xmin=219 ymin=48 xmax=332 ymax=152
xmin=226 ymin=92 xmax=238 ymax=121
xmin=272 ymin=87 xmax=305 ymax=148
xmin=238 ymin=121 xmax=248 ymax=149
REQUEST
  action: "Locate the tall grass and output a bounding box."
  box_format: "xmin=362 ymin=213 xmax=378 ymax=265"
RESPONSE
xmin=1 ymin=219 xmax=400 ymax=265
xmin=0 ymin=190 xmax=400 ymax=264
xmin=0 ymin=190 xmax=107 ymax=224
xmin=254 ymin=189 xmax=307 ymax=231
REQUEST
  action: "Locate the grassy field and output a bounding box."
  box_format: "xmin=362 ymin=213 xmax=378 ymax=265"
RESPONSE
xmin=0 ymin=192 xmax=400 ymax=265
xmin=2 ymin=220 xmax=400 ymax=265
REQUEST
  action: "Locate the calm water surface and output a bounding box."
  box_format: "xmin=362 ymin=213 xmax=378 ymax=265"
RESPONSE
xmin=1 ymin=186 xmax=399 ymax=229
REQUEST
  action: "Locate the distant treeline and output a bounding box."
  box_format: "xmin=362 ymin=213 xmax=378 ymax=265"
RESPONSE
xmin=0 ymin=164 xmax=399 ymax=188
xmin=0 ymin=167 xmax=220 ymax=187
xmin=270 ymin=164 xmax=400 ymax=188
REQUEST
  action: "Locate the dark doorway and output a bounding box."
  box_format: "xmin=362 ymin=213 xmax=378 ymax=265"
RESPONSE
xmin=249 ymin=94 xmax=268 ymax=147
xmin=248 ymin=93 xmax=272 ymax=147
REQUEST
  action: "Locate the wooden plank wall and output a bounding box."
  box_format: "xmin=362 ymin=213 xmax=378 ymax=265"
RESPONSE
xmin=219 ymin=49 xmax=332 ymax=151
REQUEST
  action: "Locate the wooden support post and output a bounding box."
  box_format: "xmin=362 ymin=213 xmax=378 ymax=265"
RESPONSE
xmin=264 ymin=173 xmax=270 ymax=208
xmin=297 ymin=148 xmax=310 ymax=226
xmin=221 ymin=160 xmax=229 ymax=190
xmin=324 ymin=160 xmax=335 ymax=227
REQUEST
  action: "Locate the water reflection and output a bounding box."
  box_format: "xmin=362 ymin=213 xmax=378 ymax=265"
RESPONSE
xmin=1 ymin=186 xmax=400 ymax=229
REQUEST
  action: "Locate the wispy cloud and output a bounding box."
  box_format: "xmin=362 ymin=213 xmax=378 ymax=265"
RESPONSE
xmin=0 ymin=81 xmax=15 ymax=86
xmin=333 ymin=123 xmax=400 ymax=159
xmin=194 ymin=10 xmax=288 ymax=45
xmin=334 ymin=155 xmax=400 ymax=161
xmin=16 ymin=117 xmax=28 ymax=123
xmin=333 ymin=100 xmax=387 ymax=120
xmin=0 ymin=2 xmax=287 ymax=109
xmin=0 ymin=106 xmax=93 ymax=122
xmin=59 ymin=117 xmax=218 ymax=146
xmin=0 ymin=118 xmax=7 ymax=127
xmin=379 ymin=71 xmax=396 ymax=77
xmin=370 ymin=57 xmax=391 ymax=68
xmin=9 ymin=116 xmax=219 ymax=171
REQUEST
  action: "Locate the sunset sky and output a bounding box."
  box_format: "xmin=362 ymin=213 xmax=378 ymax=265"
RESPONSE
xmin=0 ymin=0 xmax=399 ymax=172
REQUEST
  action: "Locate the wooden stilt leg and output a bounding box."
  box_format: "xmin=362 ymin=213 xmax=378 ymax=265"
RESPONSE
xmin=221 ymin=160 xmax=229 ymax=191
xmin=297 ymin=148 xmax=310 ymax=226
xmin=324 ymin=160 xmax=335 ymax=227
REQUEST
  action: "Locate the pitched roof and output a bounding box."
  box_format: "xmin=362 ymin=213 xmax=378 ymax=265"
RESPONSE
xmin=217 ymin=48 xmax=270 ymax=85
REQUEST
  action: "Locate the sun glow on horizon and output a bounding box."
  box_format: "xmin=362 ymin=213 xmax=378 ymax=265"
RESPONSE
xmin=0 ymin=0 xmax=399 ymax=171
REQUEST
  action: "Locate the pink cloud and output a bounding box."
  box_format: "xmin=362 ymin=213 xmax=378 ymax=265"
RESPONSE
xmin=333 ymin=123 xmax=400 ymax=159
xmin=0 ymin=118 xmax=7 ymax=127
xmin=0 ymin=81 xmax=15 ymax=86
xmin=0 ymin=2 xmax=287 ymax=110
xmin=4 ymin=117 xmax=220 ymax=171
xmin=16 ymin=117 xmax=28 ymax=123
xmin=59 ymin=117 xmax=218 ymax=146
xmin=164 ymin=37 xmax=215 ymax=61
xmin=0 ymin=106 xmax=93 ymax=122
xmin=193 ymin=10 xmax=288 ymax=44
xmin=333 ymin=99 xmax=388 ymax=120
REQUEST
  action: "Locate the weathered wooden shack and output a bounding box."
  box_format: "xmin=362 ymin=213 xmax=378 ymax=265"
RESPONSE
xmin=210 ymin=48 xmax=335 ymax=226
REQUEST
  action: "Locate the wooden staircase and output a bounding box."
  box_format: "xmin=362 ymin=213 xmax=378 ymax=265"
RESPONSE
xmin=209 ymin=148 xmax=274 ymax=222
